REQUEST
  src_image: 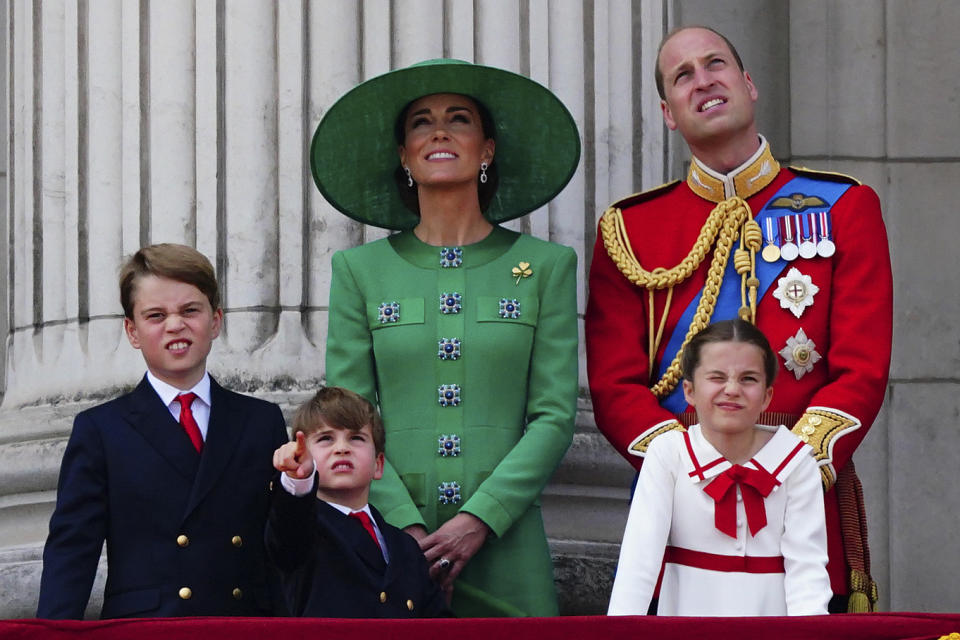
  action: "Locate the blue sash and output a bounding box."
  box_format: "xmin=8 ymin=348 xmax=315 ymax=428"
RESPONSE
xmin=657 ymin=176 xmax=852 ymax=413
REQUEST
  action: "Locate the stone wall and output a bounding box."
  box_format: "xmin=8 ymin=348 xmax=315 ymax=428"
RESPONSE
xmin=2 ymin=0 xmax=959 ymax=619
xmin=0 ymin=0 xmax=659 ymax=618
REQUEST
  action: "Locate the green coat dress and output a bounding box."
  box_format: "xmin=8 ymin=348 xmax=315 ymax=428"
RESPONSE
xmin=326 ymin=226 xmax=578 ymax=617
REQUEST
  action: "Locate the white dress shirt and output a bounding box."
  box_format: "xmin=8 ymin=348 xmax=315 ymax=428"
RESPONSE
xmin=146 ymin=371 xmax=212 ymax=442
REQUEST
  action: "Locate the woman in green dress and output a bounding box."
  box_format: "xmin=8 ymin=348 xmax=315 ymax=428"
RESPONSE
xmin=311 ymin=59 xmax=580 ymax=617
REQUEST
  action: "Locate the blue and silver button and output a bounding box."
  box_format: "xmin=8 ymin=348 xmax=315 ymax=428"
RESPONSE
xmin=498 ymin=298 xmax=521 ymax=319
xmin=438 ymin=481 xmax=461 ymax=504
xmin=438 ymin=384 xmax=461 ymax=407
xmin=378 ymin=301 xmax=400 ymax=323
xmin=440 ymin=292 xmax=462 ymax=314
xmin=440 ymin=247 xmax=463 ymax=268
xmin=438 ymin=338 xmax=461 ymax=360
xmin=438 ymin=434 xmax=461 ymax=457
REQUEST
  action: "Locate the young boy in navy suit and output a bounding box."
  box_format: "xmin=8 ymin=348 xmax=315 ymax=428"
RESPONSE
xmin=37 ymin=244 xmax=288 ymax=619
xmin=267 ymin=386 xmax=449 ymax=617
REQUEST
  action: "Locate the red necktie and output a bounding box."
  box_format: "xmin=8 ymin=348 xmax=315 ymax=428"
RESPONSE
xmin=702 ymin=464 xmax=778 ymax=538
xmin=175 ymin=393 xmax=204 ymax=453
xmin=349 ymin=511 xmax=382 ymax=552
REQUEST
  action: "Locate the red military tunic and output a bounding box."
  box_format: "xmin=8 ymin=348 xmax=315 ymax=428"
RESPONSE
xmin=586 ymin=138 xmax=892 ymax=598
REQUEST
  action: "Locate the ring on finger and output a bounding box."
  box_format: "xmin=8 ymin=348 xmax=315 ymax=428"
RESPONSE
xmin=438 ymin=557 xmax=451 ymax=569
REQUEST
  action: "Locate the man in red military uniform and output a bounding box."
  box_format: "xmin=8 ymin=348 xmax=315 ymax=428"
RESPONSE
xmin=586 ymin=26 xmax=892 ymax=612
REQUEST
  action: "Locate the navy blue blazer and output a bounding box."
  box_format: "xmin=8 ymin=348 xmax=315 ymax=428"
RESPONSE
xmin=266 ymin=481 xmax=450 ymax=618
xmin=37 ymin=375 xmax=288 ymax=619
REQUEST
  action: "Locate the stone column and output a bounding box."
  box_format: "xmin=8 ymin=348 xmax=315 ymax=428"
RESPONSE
xmin=789 ymin=0 xmax=960 ymax=613
xmin=0 ymin=0 xmax=666 ymax=617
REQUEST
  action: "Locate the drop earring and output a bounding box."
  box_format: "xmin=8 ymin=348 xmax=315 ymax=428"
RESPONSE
xmin=480 ymin=162 xmax=488 ymax=184
xmin=405 ymin=166 xmax=413 ymax=187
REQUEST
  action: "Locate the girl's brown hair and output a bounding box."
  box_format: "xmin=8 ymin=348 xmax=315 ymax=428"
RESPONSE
xmin=681 ymin=319 xmax=778 ymax=386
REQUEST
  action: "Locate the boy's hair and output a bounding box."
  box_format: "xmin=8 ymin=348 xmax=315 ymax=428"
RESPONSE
xmin=293 ymin=387 xmax=386 ymax=455
xmin=681 ymin=319 xmax=778 ymax=386
xmin=119 ymin=243 xmax=221 ymax=319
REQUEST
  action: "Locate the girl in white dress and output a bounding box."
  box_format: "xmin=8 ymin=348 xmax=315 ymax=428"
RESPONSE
xmin=608 ymin=319 xmax=831 ymax=616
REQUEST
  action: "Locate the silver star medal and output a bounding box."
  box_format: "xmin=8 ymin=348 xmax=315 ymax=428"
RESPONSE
xmin=779 ymin=328 xmax=821 ymax=380
xmin=772 ymin=267 xmax=819 ymax=318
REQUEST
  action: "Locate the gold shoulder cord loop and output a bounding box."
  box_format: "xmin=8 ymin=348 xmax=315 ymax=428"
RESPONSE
xmin=600 ymin=196 xmax=760 ymax=398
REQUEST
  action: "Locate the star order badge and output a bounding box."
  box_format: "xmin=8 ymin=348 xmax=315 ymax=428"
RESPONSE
xmin=780 ymin=328 xmax=821 ymax=380
xmin=773 ymin=267 xmax=819 ymax=318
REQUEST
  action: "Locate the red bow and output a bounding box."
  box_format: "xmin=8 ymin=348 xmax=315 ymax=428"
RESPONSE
xmin=702 ymin=464 xmax=778 ymax=538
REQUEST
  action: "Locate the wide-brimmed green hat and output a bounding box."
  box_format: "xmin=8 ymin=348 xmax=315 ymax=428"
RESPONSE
xmin=310 ymin=59 xmax=581 ymax=230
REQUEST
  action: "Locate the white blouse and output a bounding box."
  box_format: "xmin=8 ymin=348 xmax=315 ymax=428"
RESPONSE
xmin=608 ymin=424 xmax=831 ymax=616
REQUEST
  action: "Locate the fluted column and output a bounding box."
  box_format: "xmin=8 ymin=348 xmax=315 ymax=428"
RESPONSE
xmin=0 ymin=0 xmax=668 ymax=617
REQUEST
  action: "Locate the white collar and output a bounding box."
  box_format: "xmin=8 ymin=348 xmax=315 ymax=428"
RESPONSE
xmin=682 ymin=424 xmax=811 ymax=486
xmin=326 ymin=501 xmax=375 ymax=520
xmin=147 ymin=371 xmax=212 ymax=409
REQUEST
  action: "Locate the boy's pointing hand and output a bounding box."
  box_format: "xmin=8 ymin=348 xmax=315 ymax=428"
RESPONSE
xmin=273 ymin=431 xmax=314 ymax=479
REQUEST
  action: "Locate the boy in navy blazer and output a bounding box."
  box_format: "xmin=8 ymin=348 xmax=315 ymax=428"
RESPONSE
xmin=266 ymin=386 xmax=449 ymax=617
xmin=37 ymin=244 xmax=288 ymax=619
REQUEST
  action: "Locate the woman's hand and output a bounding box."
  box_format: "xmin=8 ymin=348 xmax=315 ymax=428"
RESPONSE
xmin=403 ymin=524 xmax=429 ymax=543
xmin=418 ymin=512 xmax=491 ymax=589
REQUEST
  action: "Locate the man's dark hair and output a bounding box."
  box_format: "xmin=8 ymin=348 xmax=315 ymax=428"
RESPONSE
xmin=654 ymin=26 xmax=745 ymax=100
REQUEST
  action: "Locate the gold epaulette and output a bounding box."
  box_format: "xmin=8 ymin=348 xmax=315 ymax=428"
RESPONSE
xmin=791 ymin=407 xmax=862 ymax=491
xmin=604 ymin=180 xmax=681 ymax=213
xmin=627 ymin=420 xmax=686 ymax=457
xmin=788 ymin=165 xmax=862 ymax=186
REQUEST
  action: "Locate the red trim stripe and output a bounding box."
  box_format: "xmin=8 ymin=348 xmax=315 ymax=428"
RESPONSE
xmin=748 ymin=457 xmax=781 ymax=488
xmin=699 ymin=457 xmax=726 ymax=474
xmin=682 ymin=431 xmax=705 ymax=480
xmin=772 ymin=441 xmax=807 ymax=477
xmin=664 ymin=546 xmax=785 ymax=574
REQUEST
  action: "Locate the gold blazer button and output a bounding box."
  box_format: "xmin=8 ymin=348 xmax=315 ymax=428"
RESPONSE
xmin=232 ymin=588 xmax=243 ymax=600
xmin=231 ymin=535 xmax=243 ymax=547
xmin=406 ymin=599 xmax=414 ymax=611
xmin=379 ymin=591 xmax=387 ymax=603
xmin=178 ymin=587 xmax=192 ymax=600
xmin=176 ymin=535 xmax=189 ymax=547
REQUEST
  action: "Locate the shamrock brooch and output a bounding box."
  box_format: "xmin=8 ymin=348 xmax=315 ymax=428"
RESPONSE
xmin=512 ymin=261 xmax=532 ymax=285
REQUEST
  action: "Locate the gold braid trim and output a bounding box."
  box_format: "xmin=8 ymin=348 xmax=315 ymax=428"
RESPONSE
xmin=600 ymin=197 xmax=761 ymax=399
xmin=627 ymin=420 xmax=686 ymax=457
xmin=791 ymin=408 xmax=861 ymax=491
xmin=601 ymin=201 xmax=725 ymax=291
